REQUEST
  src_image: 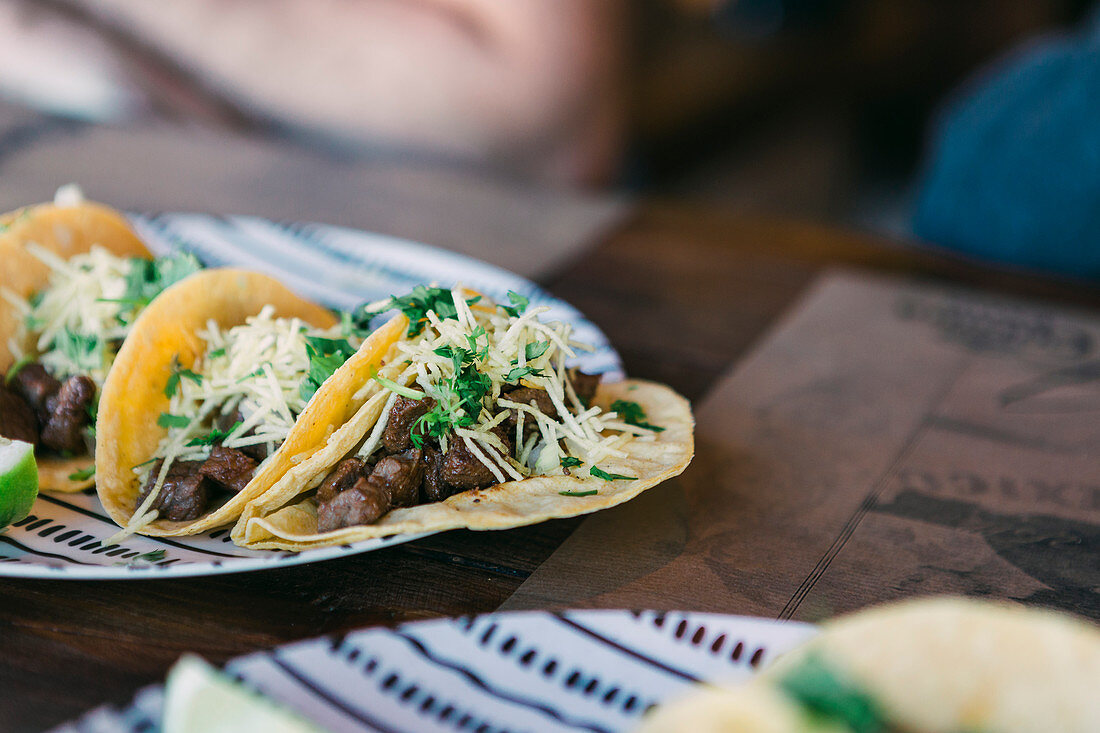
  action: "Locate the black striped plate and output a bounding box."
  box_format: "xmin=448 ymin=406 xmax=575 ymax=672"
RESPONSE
xmin=50 ymin=609 xmax=817 ymax=733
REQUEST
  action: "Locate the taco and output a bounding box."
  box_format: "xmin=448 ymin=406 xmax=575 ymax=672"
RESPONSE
xmin=636 ymin=597 xmax=1100 ymax=733
xmin=95 ymin=269 xmax=408 ymax=538
xmin=0 ymin=191 xmax=202 ymax=492
xmin=232 ymin=285 xmax=695 ymax=550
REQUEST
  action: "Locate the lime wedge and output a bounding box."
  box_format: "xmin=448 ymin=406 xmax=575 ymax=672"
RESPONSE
xmin=0 ymin=438 xmax=37 ymax=529
xmin=163 ymin=655 xmax=328 ymax=733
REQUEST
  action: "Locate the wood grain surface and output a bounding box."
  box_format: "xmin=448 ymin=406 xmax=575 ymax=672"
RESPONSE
xmin=3 ymin=203 xmax=1098 ymax=731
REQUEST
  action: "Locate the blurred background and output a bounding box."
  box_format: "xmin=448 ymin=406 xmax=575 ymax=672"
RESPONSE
xmin=0 ymin=0 xmax=1095 ymax=274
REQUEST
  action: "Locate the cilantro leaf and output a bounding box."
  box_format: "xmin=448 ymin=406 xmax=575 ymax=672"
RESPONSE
xmin=113 ymin=253 xmax=203 ymax=321
xmin=299 ymin=336 xmax=356 ymax=401
xmin=589 ymin=466 xmax=636 ymax=481
xmin=778 ymin=654 xmax=887 ymax=733
xmin=157 ymin=413 xmax=191 ymax=429
xmin=68 ymin=466 xmax=95 ymax=482
xmin=186 ymin=421 xmax=242 ymax=447
xmin=164 ymin=356 xmax=202 ymax=398
xmin=53 ymin=328 xmax=101 ymax=373
xmin=504 ymin=366 xmax=543 ymax=383
xmin=132 ymin=549 xmax=166 ymax=562
xmin=355 ymin=286 xmax=477 ymax=338
xmin=499 ymin=290 xmax=529 ymax=318
xmin=560 ymin=456 xmax=582 ymax=468
xmin=610 ymin=399 xmax=665 ymax=432
xmin=559 ymin=489 xmax=598 ymax=497
xmin=207 ymin=347 xmax=226 ymax=359
xmin=525 ymin=340 xmax=550 ymax=361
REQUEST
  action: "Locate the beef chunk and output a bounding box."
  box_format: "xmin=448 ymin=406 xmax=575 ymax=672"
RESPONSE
xmin=568 ymin=369 xmax=601 ymax=407
xmin=316 ymin=457 xmax=365 ymax=504
xmin=199 ymin=445 xmax=257 ymax=494
xmin=11 ymin=362 xmax=60 ymax=424
xmin=420 ymin=445 xmax=453 ymax=502
xmin=316 ymin=449 xmax=423 ymax=531
xmin=317 ymin=477 xmax=390 ymax=531
xmin=40 ymin=375 xmax=95 ymax=454
xmin=0 ymin=384 xmax=38 ymax=444
xmin=382 ymin=395 xmax=435 ymax=452
xmin=218 ymin=409 xmax=268 ymax=460
xmin=137 ymin=459 xmax=210 ymax=521
xmin=505 ymin=387 xmax=557 ymax=421
xmin=369 ymin=449 xmax=424 ymax=506
xmin=441 ymin=435 xmax=500 ymax=491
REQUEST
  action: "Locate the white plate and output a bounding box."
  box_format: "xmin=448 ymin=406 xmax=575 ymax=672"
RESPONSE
xmin=0 ymin=213 xmax=623 ymax=579
xmin=51 ymin=609 xmax=817 ymax=733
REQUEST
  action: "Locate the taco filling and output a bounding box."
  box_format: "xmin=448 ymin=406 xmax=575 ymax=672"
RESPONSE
xmin=0 ymin=243 xmax=200 ymax=461
xmin=309 ymin=286 xmax=663 ymax=532
xmin=126 ymin=305 xmax=361 ymax=532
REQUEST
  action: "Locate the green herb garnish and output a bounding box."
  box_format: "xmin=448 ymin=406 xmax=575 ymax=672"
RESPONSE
xmin=207 ymin=346 xmax=226 ymax=360
xmin=559 ymin=489 xmax=598 ymax=497
xmin=499 ymin=290 xmax=529 ymax=318
xmin=53 ymin=328 xmax=101 ymax=373
xmin=68 ymin=466 xmax=95 ymax=482
xmin=372 ymin=373 xmax=424 ymax=400
xmin=133 ymin=549 xmax=166 ymax=562
xmin=589 ymin=467 xmax=636 ymax=481
xmin=104 ymin=253 xmax=203 ymax=319
xmin=504 ymin=365 xmax=544 ymax=383
xmin=525 ymin=340 xmax=550 ymax=361
xmin=778 ymin=654 xmax=887 ymax=733
xmin=186 ymin=421 xmax=243 ymax=447
xmin=356 ymin=286 xmax=480 ymax=338
xmin=4 ymin=355 xmax=33 ymax=385
xmin=299 ymin=336 xmax=357 ymax=401
xmin=157 ymin=413 xmax=192 ymax=429
xmin=164 ymin=355 xmax=202 ymax=398
xmin=560 ymin=456 xmax=583 ymax=468
xmin=610 ymin=399 xmax=665 ymax=432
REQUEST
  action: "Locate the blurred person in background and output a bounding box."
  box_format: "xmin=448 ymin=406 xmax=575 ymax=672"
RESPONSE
xmin=0 ymin=0 xmax=629 ymax=186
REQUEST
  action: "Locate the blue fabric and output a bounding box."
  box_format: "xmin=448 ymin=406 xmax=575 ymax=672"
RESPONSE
xmin=912 ymin=17 xmax=1100 ymax=277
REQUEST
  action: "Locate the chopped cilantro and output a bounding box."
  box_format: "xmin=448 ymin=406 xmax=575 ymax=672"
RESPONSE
xmin=236 ymin=365 xmax=269 ymax=383
xmin=525 ymin=340 xmax=550 ymax=360
xmin=559 ymin=489 xmax=598 ymax=497
xmin=590 ymin=467 xmax=636 ymax=481
xmin=299 ymin=336 xmax=356 ymax=401
xmin=132 ymin=549 xmax=166 ymax=562
xmin=108 ymin=253 xmax=203 ymax=320
xmin=610 ymin=399 xmax=665 ymax=432
xmin=68 ymin=466 xmax=95 ymax=482
xmin=560 ymin=456 xmax=583 ymax=468
xmin=157 ymin=413 xmax=191 ymax=429
xmin=164 ymin=355 xmax=202 ymax=398
xmin=207 ymin=347 xmax=226 ymax=359
xmin=778 ymin=654 xmax=887 ymax=733
xmin=186 ymin=421 xmax=242 ymax=447
xmin=499 ymin=290 xmax=529 ymax=318
xmin=504 ymin=365 xmax=543 ymax=383
xmin=466 ymin=325 xmax=488 ymax=360
xmin=411 ymin=361 xmax=492 ymax=447
xmin=356 ymin=286 xmax=478 ymax=338
xmin=53 ymin=328 xmax=101 ymax=373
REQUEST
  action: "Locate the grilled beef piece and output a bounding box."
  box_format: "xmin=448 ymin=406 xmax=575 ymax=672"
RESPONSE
xmin=504 ymin=386 xmax=557 ymax=420
xmin=568 ymin=369 xmax=601 ymax=406
xmin=420 ymin=445 xmax=453 ymax=502
xmin=11 ymin=362 xmax=61 ymax=425
xmin=199 ymin=445 xmax=257 ymax=494
xmin=218 ymin=409 xmax=268 ymax=461
xmin=316 ymin=449 xmax=424 ymax=531
xmin=316 ymin=457 xmax=365 ymax=504
xmin=382 ymin=395 xmax=436 ymax=452
xmin=40 ymin=375 xmax=95 ymax=453
xmin=440 ymin=424 xmax=513 ymax=491
xmin=137 ymin=459 xmax=210 ymax=521
xmin=0 ymin=384 xmax=38 ymax=444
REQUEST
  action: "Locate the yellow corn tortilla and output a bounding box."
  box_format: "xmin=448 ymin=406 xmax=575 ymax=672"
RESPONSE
xmin=234 ymin=379 xmax=695 ymax=550
xmin=637 ymin=597 xmax=1100 ymax=733
xmin=0 ymin=201 xmax=151 ymax=492
xmin=96 ymin=268 xmax=408 ymax=536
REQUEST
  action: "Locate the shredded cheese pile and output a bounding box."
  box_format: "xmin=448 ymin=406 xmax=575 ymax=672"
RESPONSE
xmin=2 ymin=244 xmax=134 ymax=385
xmin=120 ymin=306 xmax=349 ymax=538
xmin=364 ymin=286 xmax=654 ymax=482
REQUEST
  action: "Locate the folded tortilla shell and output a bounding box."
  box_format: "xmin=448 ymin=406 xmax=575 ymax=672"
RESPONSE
xmin=235 ymin=379 xmax=695 ymax=550
xmin=761 ymin=597 xmax=1100 ymax=733
xmin=0 ymin=201 xmax=151 ymax=491
xmin=96 ymin=269 xmax=406 ymax=536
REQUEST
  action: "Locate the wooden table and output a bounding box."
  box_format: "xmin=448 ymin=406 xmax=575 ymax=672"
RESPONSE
xmin=3 ymin=202 xmax=1097 ymax=731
